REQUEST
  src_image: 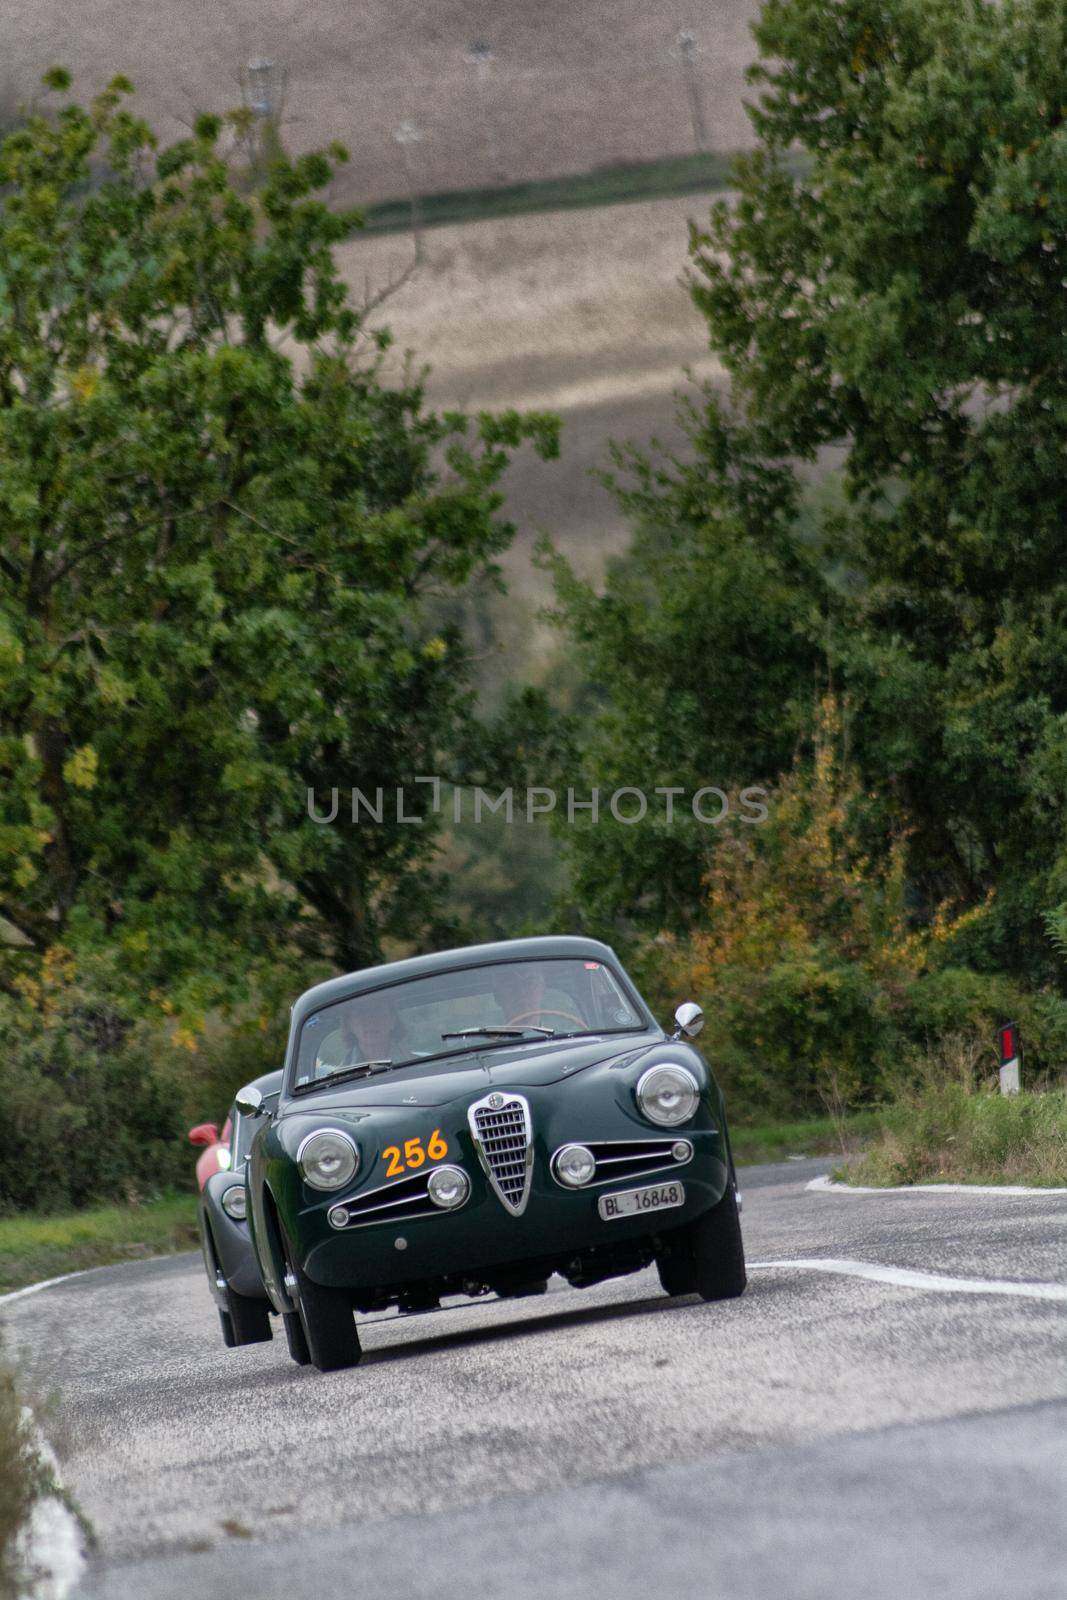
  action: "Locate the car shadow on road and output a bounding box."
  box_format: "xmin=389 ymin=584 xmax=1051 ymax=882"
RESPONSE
xmin=355 ymin=1289 xmax=700 ymax=1365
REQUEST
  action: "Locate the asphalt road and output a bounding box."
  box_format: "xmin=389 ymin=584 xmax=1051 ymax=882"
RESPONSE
xmin=4 ymin=1158 xmax=1065 ymax=1599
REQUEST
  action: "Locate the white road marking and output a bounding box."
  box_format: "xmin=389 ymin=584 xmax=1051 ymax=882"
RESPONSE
xmin=750 ymin=1258 xmax=1067 ymax=1302
xmin=807 ymin=1173 xmax=1067 ymax=1197
xmin=0 ymin=1271 xmax=86 ymax=1309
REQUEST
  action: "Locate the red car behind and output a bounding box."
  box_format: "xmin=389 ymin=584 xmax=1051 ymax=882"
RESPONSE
xmin=188 ymin=1117 xmax=233 ymax=1190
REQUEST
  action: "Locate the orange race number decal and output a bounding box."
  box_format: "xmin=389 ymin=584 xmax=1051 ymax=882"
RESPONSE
xmin=383 ymin=1129 xmax=448 ymax=1178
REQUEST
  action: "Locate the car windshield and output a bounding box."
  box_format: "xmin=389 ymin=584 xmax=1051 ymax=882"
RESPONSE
xmin=292 ymin=957 xmax=647 ymax=1090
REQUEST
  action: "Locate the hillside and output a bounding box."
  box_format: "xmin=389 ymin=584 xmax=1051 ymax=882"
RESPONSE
xmin=3 ymin=0 xmax=763 ymax=202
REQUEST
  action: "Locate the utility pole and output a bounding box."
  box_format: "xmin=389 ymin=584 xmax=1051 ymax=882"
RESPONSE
xmin=244 ymin=58 xmax=286 ymax=120
xmin=673 ymin=31 xmax=709 ymax=153
xmin=393 ymin=120 xmax=423 ymax=242
xmin=463 ymin=42 xmax=503 ymax=183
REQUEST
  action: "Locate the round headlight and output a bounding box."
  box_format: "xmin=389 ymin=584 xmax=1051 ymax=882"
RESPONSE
xmin=636 ymin=1064 xmax=700 ymax=1127
xmin=297 ymin=1129 xmax=359 ymax=1191
xmin=554 ymin=1143 xmax=596 ymax=1188
xmin=221 ymin=1184 xmax=247 ymax=1220
xmin=427 ymin=1165 xmax=470 ymax=1210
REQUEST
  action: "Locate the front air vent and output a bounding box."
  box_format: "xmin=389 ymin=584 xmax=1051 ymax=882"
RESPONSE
xmin=328 ymin=1168 xmax=437 ymax=1229
xmin=468 ymin=1093 xmax=533 ymax=1216
xmin=579 ymin=1138 xmax=692 ymax=1187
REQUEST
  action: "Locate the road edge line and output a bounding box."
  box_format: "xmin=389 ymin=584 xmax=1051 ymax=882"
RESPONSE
xmin=749 ymin=1257 xmax=1067 ymax=1301
xmin=0 ymin=1271 xmax=89 ymax=1309
xmin=806 ymin=1174 xmax=1067 ymax=1197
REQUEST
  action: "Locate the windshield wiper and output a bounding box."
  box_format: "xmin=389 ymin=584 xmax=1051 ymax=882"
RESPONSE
xmin=298 ymin=1058 xmax=393 ymax=1091
xmin=440 ymin=1025 xmax=555 ymax=1040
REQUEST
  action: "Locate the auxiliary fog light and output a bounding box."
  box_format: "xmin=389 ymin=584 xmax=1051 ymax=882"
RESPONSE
xmin=328 ymin=1206 xmax=351 ymax=1229
xmin=554 ymin=1144 xmax=596 ymax=1188
xmin=671 ymin=1140 xmax=694 ymax=1164
xmin=427 ymin=1165 xmax=471 ymax=1210
xmin=221 ymin=1185 xmax=247 ymax=1220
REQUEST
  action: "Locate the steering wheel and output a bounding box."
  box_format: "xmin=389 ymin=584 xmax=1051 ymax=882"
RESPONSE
xmin=504 ymin=1007 xmax=587 ymax=1030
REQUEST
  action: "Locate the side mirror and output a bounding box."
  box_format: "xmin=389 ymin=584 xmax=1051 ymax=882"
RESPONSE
xmin=234 ymin=1084 xmax=264 ymax=1118
xmin=188 ymin=1122 xmax=220 ymax=1147
xmin=672 ymin=1001 xmax=704 ymax=1040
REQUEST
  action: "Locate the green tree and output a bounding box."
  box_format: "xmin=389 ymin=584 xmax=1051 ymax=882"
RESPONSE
xmin=689 ymin=0 xmax=1067 ymax=978
xmin=542 ymin=403 xmax=829 ymax=935
xmin=554 ymin=0 xmax=1067 ymax=983
xmin=0 ymin=74 xmax=557 ymax=1021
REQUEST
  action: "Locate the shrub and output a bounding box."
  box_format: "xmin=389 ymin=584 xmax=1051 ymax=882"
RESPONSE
xmin=847 ymin=1034 xmax=1067 ymax=1186
xmin=648 ymin=700 xmax=952 ymax=1117
xmin=0 ymin=988 xmax=186 ymax=1213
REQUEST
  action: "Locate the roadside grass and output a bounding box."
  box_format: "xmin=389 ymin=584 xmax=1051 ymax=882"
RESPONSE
xmin=361 ymin=150 xmax=807 ymax=236
xmin=840 ymin=1084 xmax=1067 ymax=1187
xmin=829 ymin=1036 xmax=1067 ymax=1187
xmin=0 ymin=1192 xmax=199 ymax=1295
xmin=731 ymin=1111 xmax=883 ymax=1168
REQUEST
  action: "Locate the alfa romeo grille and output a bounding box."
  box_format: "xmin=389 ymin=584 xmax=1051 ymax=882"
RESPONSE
xmin=469 ymin=1094 xmax=533 ymax=1216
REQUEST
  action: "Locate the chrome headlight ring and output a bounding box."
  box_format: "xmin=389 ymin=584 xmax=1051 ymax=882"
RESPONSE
xmin=221 ymin=1184 xmax=247 ymax=1220
xmin=635 ymin=1063 xmax=700 ymax=1127
xmin=296 ymin=1127 xmax=360 ymax=1191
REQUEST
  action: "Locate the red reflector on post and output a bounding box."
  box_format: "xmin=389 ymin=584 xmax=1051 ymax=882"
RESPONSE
xmin=998 ymin=1023 xmax=1019 ymax=1066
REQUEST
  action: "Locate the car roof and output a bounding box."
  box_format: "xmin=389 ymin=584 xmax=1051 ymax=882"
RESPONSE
xmin=289 ymin=935 xmax=625 ymax=1031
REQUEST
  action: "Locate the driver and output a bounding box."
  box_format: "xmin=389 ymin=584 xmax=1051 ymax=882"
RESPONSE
xmin=493 ymin=964 xmax=547 ymax=1024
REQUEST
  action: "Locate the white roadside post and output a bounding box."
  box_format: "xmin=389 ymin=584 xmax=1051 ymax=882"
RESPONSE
xmin=997 ymin=1021 xmax=1021 ymax=1096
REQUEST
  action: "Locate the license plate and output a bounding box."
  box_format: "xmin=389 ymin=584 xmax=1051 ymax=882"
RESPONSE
xmin=597 ymin=1181 xmax=685 ymax=1221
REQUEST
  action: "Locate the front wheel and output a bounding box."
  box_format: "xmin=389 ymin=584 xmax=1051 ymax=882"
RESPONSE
xmin=206 ymin=1226 xmax=271 ymax=1345
xmin=656 ymin=1185 xmax=746 ymax=1302
xmin=223 ymin=1282 xmax=272 ymax=1344
xmin=283 ymin=1234 xmax=361 ymax=1373
xmin=282 ymin=1311 xmax=311 ymax=1366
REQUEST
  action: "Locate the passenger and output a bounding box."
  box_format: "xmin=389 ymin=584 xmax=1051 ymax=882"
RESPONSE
xmin=337 ymin=989 xmax=403 ymax=1066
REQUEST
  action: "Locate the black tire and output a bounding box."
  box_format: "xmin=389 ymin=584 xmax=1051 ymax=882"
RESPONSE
xmin=223 ymin=1283 xmax=272 ymax=1344
xmin=218 ymin=1308 xmax=237 ymax=1347
xmin=283 ymin=1233 xmax=361 ymax=1373
xmin=656 ymin=1185 xmax=747 ymax=1302
xmin=656 ymin=1254 xmax=696 ymax=1297
xmin=283 ymin=1311 xmax=311 ymax=1366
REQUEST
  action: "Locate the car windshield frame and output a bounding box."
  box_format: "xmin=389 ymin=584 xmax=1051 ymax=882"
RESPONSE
xmin=286 ymin=955 xmax=655 ymax=1097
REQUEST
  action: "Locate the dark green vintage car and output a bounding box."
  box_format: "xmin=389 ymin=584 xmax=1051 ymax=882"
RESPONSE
xmin=239 ymin=935 xmax=746 ymax=1371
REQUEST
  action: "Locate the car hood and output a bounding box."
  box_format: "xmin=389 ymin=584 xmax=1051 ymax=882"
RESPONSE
xmin=279 ymin=1031 xmax=661 ymax=1113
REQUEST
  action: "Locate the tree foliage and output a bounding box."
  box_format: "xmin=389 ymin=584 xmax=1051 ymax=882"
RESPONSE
xmin=542 ymin=410 xmax=828 ymax=932
xmin=0 ymin=76 xmax=557 ymax=1025
xmin=690 ymin=0 xmax=1067 ymax=976
xmin=554 ymin=0 xmax=1067 ymax=987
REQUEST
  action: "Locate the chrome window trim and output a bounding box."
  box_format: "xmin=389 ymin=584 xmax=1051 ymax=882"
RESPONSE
xmin=467 ymin=1092 xmax=534 ymax=1216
